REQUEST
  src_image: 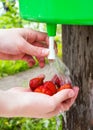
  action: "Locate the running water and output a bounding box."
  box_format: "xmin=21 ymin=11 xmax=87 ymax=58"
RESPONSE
xmin=49 ymin=56 xmax=71 ymax=130
xmin=56 ymin=114 xmax=62 ymax=130
xmin=62 ymin=112 xmax=69 ymax=130
xmin=56 ymin=112 xmax=68 ymax=130
xmin=49 ymin=56 xmax=71 ymax=85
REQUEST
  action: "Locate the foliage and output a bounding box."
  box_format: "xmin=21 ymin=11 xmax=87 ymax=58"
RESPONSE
xmin=0 ymin=60 xmax=29 ymax=78
xmin=0 ymin=0 xmax=29 ymax=28
xmin=55 ymin=35 xmax=62 ymax=58
xmin=0 ymin=115 xmax=62 ymax=130
xmin=0 ymin=2 xmax=18 ymax=28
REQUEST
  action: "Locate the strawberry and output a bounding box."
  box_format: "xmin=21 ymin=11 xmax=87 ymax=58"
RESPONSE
xmin=29 ymin=77 xmax=44 ymax=91
xmin=34 ymin=85 xmax=53 ymax=96
xmin=44 ymin=81 xmax=57 ymax=95
xmin=51 ymin=74 xmax=64 ymax=88
xmin=58 ymin=83 xmax=72 ymax=91
xmin=34 ymin=81 xmax=57 ymax=96
xmin=34 ymin=85 xmax=43 ymax=93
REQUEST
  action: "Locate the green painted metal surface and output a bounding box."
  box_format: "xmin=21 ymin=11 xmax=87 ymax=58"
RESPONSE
xmin=19 ymin=0 xmax=93 ymax=36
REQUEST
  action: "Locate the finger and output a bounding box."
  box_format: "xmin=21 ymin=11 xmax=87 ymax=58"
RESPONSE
xmin=31 ymin=41 xmax=48 ymax=48
xmin=60 ymin=99 xmax=72 ymax=112
xmin=22 ymin=54 xmax=36 ymax=67
xmin=72 ymin=86 xmax=79 ymax=96
xmin=31 ymin=37 xmax=57 ymax=54
xmin=36 ymin=56 xmax=45 ymax=68
xmin=38 ymin=58 xmax=45 ymax=68
xmin=23 ymin=29 xmax=49 ymax=43
xmin=32 ymin=41 xmax=48 ymax=67
xmin=0 ymin=52 xmax=23 ymax=60
xmin=21 ymin=40 xmax=49 ymax=57
xmin=62 ymin=87 xmax=79 ymax=105
xmin=70 ymin=87 xmax=79 ymax=105
xmin=53 ymin=89 xmax=75 ymax=105
xmin=60 ymin=87 xmax=79 ymax=112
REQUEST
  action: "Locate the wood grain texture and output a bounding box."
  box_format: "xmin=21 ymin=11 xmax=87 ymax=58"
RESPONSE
xmin=62 ymin=25 xmax=93 ymax=130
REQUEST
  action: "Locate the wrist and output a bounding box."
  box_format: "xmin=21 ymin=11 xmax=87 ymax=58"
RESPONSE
xmin=0 ymin=90 xmax=24 ymax=117
xmin=0 ymin=90 xmax=9 ymax=117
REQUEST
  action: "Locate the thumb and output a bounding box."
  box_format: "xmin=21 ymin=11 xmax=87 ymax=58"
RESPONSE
xmin=21 ymin=41 xmax=49 ymax=57
xmin=53 ymin=89 xmax=75 ymax=105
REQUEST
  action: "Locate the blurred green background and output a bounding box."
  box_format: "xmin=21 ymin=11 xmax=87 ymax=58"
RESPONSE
xmin=0 ymin=0 xmax=63 ymax=129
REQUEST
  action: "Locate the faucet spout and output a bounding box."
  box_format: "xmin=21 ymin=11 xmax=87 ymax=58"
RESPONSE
xmin=48 ymin=36 xmax=55 ymax=60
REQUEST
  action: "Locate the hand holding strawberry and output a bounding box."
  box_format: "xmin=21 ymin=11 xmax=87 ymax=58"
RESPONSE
xmin=29 ymin=74 xmax=73 ymax=96
xmin=2 ymin=86 xmax=79 ymax=118
xmin=1 ymin=74 xmax=79 ymax=118
xmin=29 ymin=75 xmax=57 ymax=96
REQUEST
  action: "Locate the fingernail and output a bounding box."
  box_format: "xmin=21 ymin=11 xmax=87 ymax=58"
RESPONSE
xmin=42 ymin=49 xmax=49 ymax=55
xmin=68 ymin=91 xmax=75 ymax=97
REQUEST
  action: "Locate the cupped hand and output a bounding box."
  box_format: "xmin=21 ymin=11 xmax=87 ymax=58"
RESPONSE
xmin=0 ymin=28 xmax=49 ymax=67
xmin=1 ymin=86 xmax=79 ymax=118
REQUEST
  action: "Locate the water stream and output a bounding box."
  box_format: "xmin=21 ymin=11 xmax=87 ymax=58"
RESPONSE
xmin=56 ymin=115 xmax=61 ymax=130
xmin=49 ymin=57 xmax=71 ymax=130
xmin=56 ymin=112 xmax=68 ymax=130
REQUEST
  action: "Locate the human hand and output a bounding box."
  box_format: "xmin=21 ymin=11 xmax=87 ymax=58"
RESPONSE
xmin=0 ymin=86 xmax=79 ymax=118
xmin=0 ymin=28 xmax=49 ymax=67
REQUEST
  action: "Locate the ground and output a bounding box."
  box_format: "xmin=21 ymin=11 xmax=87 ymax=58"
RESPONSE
xmin=0 ymin=64 xmax=55 ymax=90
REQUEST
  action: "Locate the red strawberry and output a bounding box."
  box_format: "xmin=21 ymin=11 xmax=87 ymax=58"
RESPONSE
xmin=34 ymin=85 xmax=43 ymax=93
xmin=51 ymin=74 xmax=65 ymax=88
xmin=51 ymin=74 xmax=61 ymax=88
xmin=34 ymin=81 xmax=57 ymax=96
xmin=44 ymin=81 xmax=57 ymax=95
xmin=58 ymin=83 xmax=72 ymax=91
xmin=29 ymin=77 xmax=44 ymax=91
xmin=34 ymin=85 xmax=53 ymax=96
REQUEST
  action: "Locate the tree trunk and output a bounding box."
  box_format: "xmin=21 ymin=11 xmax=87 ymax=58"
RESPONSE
xmin=62 ymin=25 xmax=93 ymax=130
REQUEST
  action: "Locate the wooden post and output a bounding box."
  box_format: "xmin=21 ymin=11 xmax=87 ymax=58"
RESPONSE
xmin=62 ymin=25 xmax=93 ymax=130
